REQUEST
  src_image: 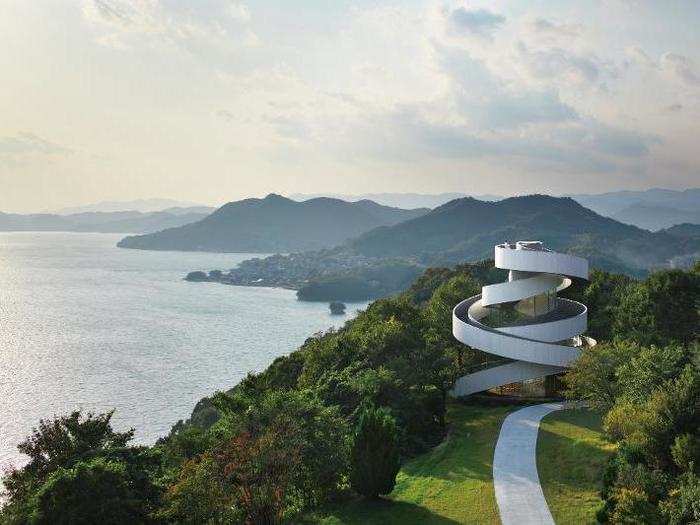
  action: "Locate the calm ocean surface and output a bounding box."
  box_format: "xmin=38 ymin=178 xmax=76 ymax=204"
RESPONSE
xmin=0 ymin=232 xmax=366 ymax=468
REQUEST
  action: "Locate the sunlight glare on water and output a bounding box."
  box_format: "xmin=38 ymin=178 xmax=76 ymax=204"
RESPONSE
xmin=0 ymin=232 xmax=366 ymax=468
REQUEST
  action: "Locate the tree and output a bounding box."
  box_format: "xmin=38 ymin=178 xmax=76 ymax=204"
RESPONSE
xmin=1 ymin=411 xmax=161 ymax=525
xmin=566 ymin=336 xmax=700 ymax=522
xmin=580 ymin=269 xmax=632 ymax=341
xmin=217 ymin=421 xmax=303 ymax=524
xmin=563 ymin=341 xmax=639 ymax=411
xmin=422 ymin=274 xmax=481 ymax=373
xmin=615 ymin=344 xmax=690 ymax=404
xmin=158 ymin=455 xmax=236 ymax=524
xmin=2 ymin=411 xmax=134 ymax=507
xmin=215 ymin=389 xmax=349 ymax=509
xmin=602 ymin=364 xmax=699 ymax=470
xmin=613 ymin=270 xmax=699 ymax=346
xmin=25 ymin=458 xmax=149 ymax=525
xmin=350 ymin=405 xmax=400 ymax=498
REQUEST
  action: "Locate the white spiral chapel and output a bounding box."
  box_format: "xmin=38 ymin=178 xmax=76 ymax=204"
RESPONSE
xmin=451 ymin=241 xmax=595 ymax=397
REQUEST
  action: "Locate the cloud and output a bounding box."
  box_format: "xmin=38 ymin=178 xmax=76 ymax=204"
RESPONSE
xmin=215 ymin=7 xmax=653 ymax=179
xmin=528 ymin=18 xmax=580 ymax=40
xmin=82 ymin=0 xmax=258 ymax=54
xmin=660 ymin=53 xmax=700 ymax=86
xmin=344 ymin=106 xmax=648 ymax=175
xmin=228 ymin=2 xmax=250 ymax=22
xmin=0 ymin=133 xmax=72 ymax=156
xmin=625 ymin=45 xmax=656 ymax=69
xmin=446 ymin=6 xmax=505 ymax=39
xmin=215 ymin=109 xmax=235 ymax=121
xmin=574 ymin=122 xmax=659 ymax=157
xmin=510 ymin=18 xmax=616 ymax=89
xmin=516 ymin=41 xmax=607 ymax=87
xmin=477 ymin=91 xmax=578 ymax=128
xmin=435 ymin=45 xmax=578 ymax=128
xmin=206 ymin=3 xmax=667 ymax=184
xmin=627 ymin=47 xmax=700 ymax=87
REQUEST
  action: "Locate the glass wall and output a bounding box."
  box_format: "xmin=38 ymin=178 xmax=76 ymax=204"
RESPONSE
xmin=516 ymin=289 xmax=556 ymax=317
xmin=482 ymin=287 xmax=558 ymax=327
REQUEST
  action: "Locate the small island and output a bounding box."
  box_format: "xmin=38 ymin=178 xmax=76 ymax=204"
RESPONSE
xmin=329 ymin=301 xmax=346 ymax=315
xmin=184 ymin=270 xmax=210 ymax=282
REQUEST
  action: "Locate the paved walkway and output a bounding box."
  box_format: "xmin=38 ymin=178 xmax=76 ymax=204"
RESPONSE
xmin=493 ymin=402 xmax=564 ymax=525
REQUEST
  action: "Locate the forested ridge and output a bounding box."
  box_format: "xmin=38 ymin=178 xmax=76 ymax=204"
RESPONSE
xmin=195 ymin=195 xmax=700 ymax=303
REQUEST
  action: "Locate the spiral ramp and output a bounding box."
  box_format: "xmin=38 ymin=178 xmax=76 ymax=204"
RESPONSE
xmin=451 ymin=241 xmax=595 ymax=397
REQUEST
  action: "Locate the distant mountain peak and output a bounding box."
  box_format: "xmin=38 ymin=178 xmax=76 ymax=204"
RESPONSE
xmin=263 ymin=193 xmax=291 ymax=201
xmin=117 ymin=194 xmax=428 ymax=253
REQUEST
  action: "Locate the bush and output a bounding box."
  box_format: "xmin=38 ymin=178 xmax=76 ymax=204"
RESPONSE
xmin=0 ymin=411 xmax=157 ymax=523
xmin=611 ymin=487 xmax=663 ymax=524
xmin=158 ymin=455 xmax=237 ymax=524
xmin=27 ymin=458 xmax=149 ymax=525
xmin=349 ymin=406 xmax=400 ymax=498
xmin=660 ymin=472 xmax=700 ymax=524
xmin=671 ymin=433 xmax=700 ymax=473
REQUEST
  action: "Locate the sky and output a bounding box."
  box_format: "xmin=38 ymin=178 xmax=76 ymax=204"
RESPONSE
xmin=1 ymin=0 xmax=700 ymax=212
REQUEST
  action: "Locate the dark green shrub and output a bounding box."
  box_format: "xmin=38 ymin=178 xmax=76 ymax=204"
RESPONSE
xmin=28 ymin=458 xmax=149 ymax=525
xmin=596 ymin=499 xmax=612 ymax=523
xmin=611 ymin=487 xmax=663 ymax=524
xmin=660 ymin=472 xmax=700 ymax=524
xmin=349 ymin=406 xmax=400 ymax=498
xmin=671 ymin=433 xmax=700 ymax=473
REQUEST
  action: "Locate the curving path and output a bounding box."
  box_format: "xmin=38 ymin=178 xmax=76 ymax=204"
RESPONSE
xmin=493 ymin=403 xmax=564 ymax=525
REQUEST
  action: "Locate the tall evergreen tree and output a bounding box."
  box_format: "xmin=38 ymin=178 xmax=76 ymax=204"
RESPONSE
xmin=349 ymin=406 xmax=400 ymax=498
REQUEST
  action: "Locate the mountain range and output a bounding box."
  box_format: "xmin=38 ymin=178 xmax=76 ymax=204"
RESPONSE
xmin=173 ymin=194 xmax=700 ymax=302
xmin=570 ymin=188 xmax=700 ymax=231
xmin=117 ymin=194 xmax=428 ymax=252
xmin=0 ymin=207 xmax=212 ymax=234
xmin=289 ymin=192 xmax=501 ymax=209
xmin=348 ymin=195 xmax=699 ymax=274
xmin=117 ymin=193 xmax=699 ymax=277
xmin=609 ymin=203 xmax=700 ymax=231
xmin=569 ymin=188 xmax=700 ymax=217
xmin=292 ymin=188 xmax=700 ymax=231
xmin=51 ymin=198 xmax=209 ymax=215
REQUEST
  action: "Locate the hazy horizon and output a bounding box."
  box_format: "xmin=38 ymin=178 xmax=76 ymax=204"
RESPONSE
xmin=3 ymin=1 xmax=700 ymax=212
xmin=4 ymin=186 xmax=700 ymax=215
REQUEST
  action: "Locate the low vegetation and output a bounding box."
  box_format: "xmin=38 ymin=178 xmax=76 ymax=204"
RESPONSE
xmin=538 ymin=409 xmax=616 ymax=524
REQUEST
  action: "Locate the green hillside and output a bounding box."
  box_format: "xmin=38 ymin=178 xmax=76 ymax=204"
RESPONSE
xmin=350 ymin=195 xmax=699 ymax=274
xmin=117 ymin=194 xmax=427 ymax=252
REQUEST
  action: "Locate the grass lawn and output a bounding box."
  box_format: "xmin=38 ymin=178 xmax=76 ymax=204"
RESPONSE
xmin=537 ymin=409 xmax=615 ymax=525
xmin=316 ymin=403 xmax=514 ymax=525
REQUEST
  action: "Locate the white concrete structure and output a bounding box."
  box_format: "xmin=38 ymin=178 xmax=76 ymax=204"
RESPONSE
xmin=451 ymin=241 xmax=595 ymax=396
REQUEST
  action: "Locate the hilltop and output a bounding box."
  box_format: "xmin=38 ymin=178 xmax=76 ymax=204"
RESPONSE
xmin=349 ymin=195 xmax=697 ymax=272
xmin=291 ymin=188 xmax=700 ymax=230
xmin=117 ymin=194 xmax=428 ymax=252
